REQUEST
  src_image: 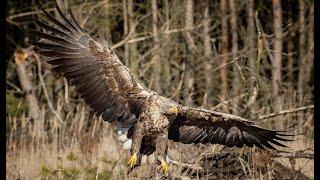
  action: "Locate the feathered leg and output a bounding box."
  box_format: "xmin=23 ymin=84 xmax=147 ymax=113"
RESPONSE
xmin=155 ymin=131 xmax=169 ymax=175
xmin=128 ymin=120 xmax=144 ymax=168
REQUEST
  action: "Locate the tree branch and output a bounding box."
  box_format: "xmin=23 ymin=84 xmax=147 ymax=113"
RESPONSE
xmin=259 ymin=105 xmax=314 ymax=120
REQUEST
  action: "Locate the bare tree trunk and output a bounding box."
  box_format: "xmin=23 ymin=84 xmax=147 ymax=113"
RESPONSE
xmin=272 ymin=0 xmax=283 ymax=112
xmin=297 ymin=0 xmax=306 ymax=124
xmin=297 ymin=0 xmax=306 ymax=104
xmin=287 ymin=8 xmax=295 ymax=97
xmin=14 ymin=48 xmax=40 ymax=120
xmin=246 ymin=0 xmax=258 ymax=117
xmin=128 ymin=0 xmax=138 ymax=76
xmin=202 ymin=0 xmax=213 ymax=107
xmin=162 ymin=0 xmax=171 ymax=95
xmin=305 ymin=1 xmax=314 ymax=139
xmin=220 ymin=0 xmax=228 ymax=112
xmin=183 ymin=0 xmax=196 ymax=105
xmin=305 ymin=1 xmax=313 ymax=88
xmin=229 ymin=0 xmax=239 ymax=113
xmin=285 ymin=7 xmax=295 ymax=128
xmin=150 ymin=0 xmax=162 ymax=93
xmin=123 ymin=0 xmax=129 ymax=66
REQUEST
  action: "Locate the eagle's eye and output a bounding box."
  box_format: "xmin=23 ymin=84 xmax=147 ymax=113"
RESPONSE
xmin=169 ymin=106 xmax=178 ymax=115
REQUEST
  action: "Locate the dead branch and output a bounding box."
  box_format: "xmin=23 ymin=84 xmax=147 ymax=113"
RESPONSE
xmin=170 ymin=159 xmax=203 ymax=171
xmin=14 ymin=48 xmax=40 ymax=120
xmin=31 ymin=51 xmax=65 ymax=125
xmin=272 ymin=148 xmax=314 ymax=159
xmin=259 ymin=105 xmax=314 ymax=120
xmin=111 ymin=24 xmax=204 ymax=50
xmin=7 ymin=8 xmax=56 ymax=20
xmin=274 ymin=152 xmax=314 ymax=160
xmin=211 ymin=93 xmax=248 ymax=110
xmin=111 ymin=13 xmax=151 ymax=50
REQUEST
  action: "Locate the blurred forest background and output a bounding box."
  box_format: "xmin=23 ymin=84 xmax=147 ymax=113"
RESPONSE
xmin=6 ymin=0 xmax=314 ymax=179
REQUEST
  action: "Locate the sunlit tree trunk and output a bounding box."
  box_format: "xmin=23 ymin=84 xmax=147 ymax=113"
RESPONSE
xmin=183 ymin=0 xmax=196 ymax=105
xmin=229 ymin=0 xmax=239 ymax=113
xmin=297 ymin=0 xmax=306 ymax=104
xmin=202 ymin=0 xmax=213 ymax=107
xmin=220 ymin=0 xmax=228 ymax=112
xmin=150 ymin=0 xmax=162 ymax=93
xmin=246 ymin=0 xmax=258 ymax=117
xmin=272 ymin=0 xmax=283 ymax=112
xmin=162 ymin=0 xmax=171 ymax=96
xmin=297 ymin=0 xmax=306 ymax=124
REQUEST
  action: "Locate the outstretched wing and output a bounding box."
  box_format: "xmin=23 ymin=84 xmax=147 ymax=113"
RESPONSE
xmin=168 ymin=106 xmax=293 ymax=150
xmin=30 ymin=1 xmax=150 ymax=123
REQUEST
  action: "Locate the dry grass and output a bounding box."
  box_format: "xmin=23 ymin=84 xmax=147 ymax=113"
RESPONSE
xmin=6 ymin=96 xmax=314 ymax=179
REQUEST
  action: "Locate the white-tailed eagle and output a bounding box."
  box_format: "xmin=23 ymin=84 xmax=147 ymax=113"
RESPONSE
xmin=30 ymin=0 xmax=293 ymax=174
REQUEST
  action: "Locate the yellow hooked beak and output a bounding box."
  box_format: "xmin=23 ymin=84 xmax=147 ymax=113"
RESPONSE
xmin=170 ymin=106 xmax=179 ymax=115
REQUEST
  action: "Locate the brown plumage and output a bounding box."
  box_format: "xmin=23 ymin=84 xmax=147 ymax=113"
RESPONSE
xmin=30 ymin=0 xmax=294 ymax=173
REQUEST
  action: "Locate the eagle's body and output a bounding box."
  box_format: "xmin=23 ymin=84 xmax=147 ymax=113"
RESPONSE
xmin=30 ymin=0 xmax=293 ymax=175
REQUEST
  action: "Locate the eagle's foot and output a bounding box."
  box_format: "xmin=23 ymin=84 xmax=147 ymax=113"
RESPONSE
xmin=127 ymin=153 xmax=138 ymax=168
xmin=158 ymin=160 xmax=169 ymax=175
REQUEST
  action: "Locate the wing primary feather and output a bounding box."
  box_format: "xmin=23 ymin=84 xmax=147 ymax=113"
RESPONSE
xmin=249 ymin=135 xmax=265 ymax=150
xmin=47 ymin=57 xmax=87 ymax=66
xmin=38 ymin=3 xmax=73 ymax=34
xmin=39 ymin=50 xmax=83 ymax=58
xmin=262 ymin=141 xmax=277 ymax=150
xmin=64 ymin=63 xmax=101 ymax=77
xmin=242 ymin=131 xmax=254 ymax=147
xmin=273 ymin=135 xmax=294 ymax=142
xmin=29 ymin=30 xmax=79 ymax=48
xmin=54 ymin=0 xmax=78 ymax=32
xmin=35 ymin=20 xmax=75 ymax=41
xmin=31 ymin=41 xmax=80 ymax=53
xmin=67 ymin=6 xmax=86 ymax=33
xmin=268 ymin=138 xmax=288 ymax=147
xmin=78 ymin=81 xmax=107 ymax=100
xmin=52 ymin=61 xmax=95 ymax=73
xmin=275 ymin=132 xmax=297 ymax=136
xmin=75 ymin=75 xmax=105 ymax=94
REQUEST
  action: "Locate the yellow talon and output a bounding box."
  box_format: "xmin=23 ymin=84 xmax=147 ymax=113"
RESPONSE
xmin=127 ymin=153 xmax=138 ymax=168
xmin=158 ymin=160 xmax=169 ymax=175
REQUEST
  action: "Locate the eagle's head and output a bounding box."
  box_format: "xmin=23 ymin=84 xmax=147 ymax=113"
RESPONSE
xmin=157 ymin=96 xmax=179 ymax=118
